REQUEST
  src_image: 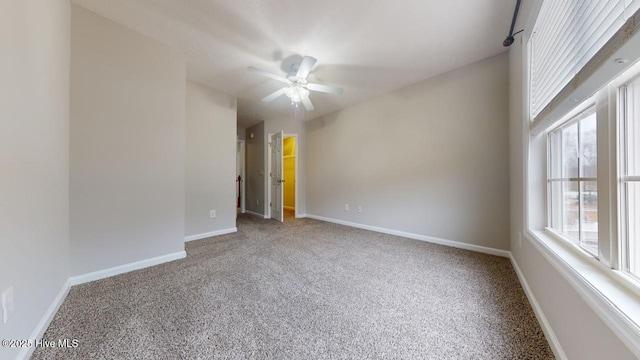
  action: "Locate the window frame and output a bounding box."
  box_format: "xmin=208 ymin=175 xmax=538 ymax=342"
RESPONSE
xmin=618 ymin=74 xmax=640 ymax=283
xmin=546 ymin=105 xmax=599 ymax=256
xmin=538 ymin=61 xmax=640 ymax=289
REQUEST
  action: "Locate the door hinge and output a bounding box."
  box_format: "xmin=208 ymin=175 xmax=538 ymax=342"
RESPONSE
xmin=270 ymin=202 xmax=272 ymax=207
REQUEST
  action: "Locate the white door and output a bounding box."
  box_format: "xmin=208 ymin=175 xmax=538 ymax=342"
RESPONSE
xmin=270 ymin=131 xmax=284 ymax=222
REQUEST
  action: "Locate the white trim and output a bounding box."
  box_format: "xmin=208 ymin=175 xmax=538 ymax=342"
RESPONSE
xmin=305 ymin=214 xmax=510 ymax=258
xmin=17 ymin=279 xmax=72 ymax=360
xmin=266 ymin=132 xmax=273 ymax=220
xmin=524 ymin=230 xmax=640 ymax=358
xmin=295 ymin=213 xmax=308 ymax=219
xmin=263 ymin=131 xmax=269 ymax=218
xmin=184 ymin=227 xmax=237 ymax=242
xmin=69 ymin=251 xmax=186 ymax=286
xmin=509 ymin=254 xmax=568 ymax=360
xmin=245 ymin=210 xmax=268 ymax=219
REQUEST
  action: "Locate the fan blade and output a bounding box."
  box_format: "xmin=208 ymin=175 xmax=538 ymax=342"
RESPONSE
xmin=302 ymin=97 xmax=314 ymax=111
xmin=296 ymin=56 xmax=317 ymax=79
xmin=262 ymin=88 xmax=287 ymax=102
xmin=248 ymin=66 xmax=291 ymax=84
xmin=307 ymin=83 xmax=343 ymax=95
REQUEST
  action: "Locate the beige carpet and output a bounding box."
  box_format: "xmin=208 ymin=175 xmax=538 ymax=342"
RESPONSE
xmin=32 ymin=215 xmax=554 ymax=359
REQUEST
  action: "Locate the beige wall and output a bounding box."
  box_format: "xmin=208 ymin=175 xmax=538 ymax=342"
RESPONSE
xmin=0 ymin=1 xmax=71 ymax=359
xmin=306 ymin=53 xmax=510 ymax=250
xmin=508 ymin=3 xmax=637 ymax=359
xmin=186 ymin=81 xmax=237 ymax=237
xmin=245 ymin=122 xmax=265 ymax=214
xmin=70 ymin=6 xmax=186 ymax=275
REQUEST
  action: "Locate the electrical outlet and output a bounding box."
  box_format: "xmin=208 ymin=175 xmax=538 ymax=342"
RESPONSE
xmin=2 ymin=286 xmax=15 ymax=324
xmin=357 ymin=205 xmax=362 ymax=213
xmin=344 ymin=204 xmax=349 ymax=211
xmin=209 ymin=210 xmax=216 ymax=219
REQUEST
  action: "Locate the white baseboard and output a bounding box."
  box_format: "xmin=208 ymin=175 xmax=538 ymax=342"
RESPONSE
xmin=246 ymin=210 xmax=268 ymax=219
xmin=17 ymin=278 xmax=72 ymax=360
xmin=184 ymin=227 xmax=237 ymax=242
xmin=295 ymin=213 xmax=308 ymax=219
xmin=509 ymin=254 xmax=567 ymax=360
xmin=69 ymin=251 xmax=186 ymax=286
xmin=305 ymin=214 xmax=510 ymax=258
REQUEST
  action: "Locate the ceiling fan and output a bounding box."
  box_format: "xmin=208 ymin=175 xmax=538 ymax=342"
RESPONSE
xmin=248 ymin=56 xmax=343 ymax=111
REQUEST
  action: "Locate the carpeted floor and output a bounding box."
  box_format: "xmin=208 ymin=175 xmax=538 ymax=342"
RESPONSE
xmin=32 ymin=215 xmax=554 ymax=359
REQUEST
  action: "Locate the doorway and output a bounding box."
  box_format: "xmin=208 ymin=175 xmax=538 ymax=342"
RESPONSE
xmin=236 ymin=140 xmax=245 ymax=215
xmin=282 ymin=136 xmax=296 ymax=219
xmin=267 ymin=133 xmax=298 ymax=222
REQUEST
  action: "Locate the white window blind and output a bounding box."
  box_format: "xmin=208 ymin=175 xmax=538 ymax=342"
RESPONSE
xmin=529 ymin=0 xmax=640 ymax=121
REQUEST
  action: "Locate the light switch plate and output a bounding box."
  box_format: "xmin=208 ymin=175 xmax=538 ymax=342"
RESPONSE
xmin=210 ymin=210 xmax=216 ymax=219
xmin=344 ymin=204 xmax=349 ymax=211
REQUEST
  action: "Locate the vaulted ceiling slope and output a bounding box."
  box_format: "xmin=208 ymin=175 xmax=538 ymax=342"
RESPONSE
xmin=72 ymin=0 xmax=513 ymax=128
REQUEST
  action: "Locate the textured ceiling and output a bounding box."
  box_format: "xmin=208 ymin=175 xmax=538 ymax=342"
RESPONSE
xmin=71 ymin=0 xmax=514 ymax=128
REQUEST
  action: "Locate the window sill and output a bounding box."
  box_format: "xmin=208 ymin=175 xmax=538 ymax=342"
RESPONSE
xmin=525 ymin=228 xmax=640 ymax=357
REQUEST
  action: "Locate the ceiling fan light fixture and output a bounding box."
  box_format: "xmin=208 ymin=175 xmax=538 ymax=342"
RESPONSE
xmin=284 ymin=85 xmax=309 ymax=103
xmin=248 ymin=55 xmax=341 ymax=112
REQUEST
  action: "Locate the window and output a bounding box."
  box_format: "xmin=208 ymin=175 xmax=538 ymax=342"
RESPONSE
xmin=532 ymin=61 xmax=640 ymax=355
xmin=548 ymin=107 xmax=598 ymax=256
xmin=621 ymin=75 xmax=640 ymax=280
xmin=543 ymin=65 xmax=640 ymax=279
